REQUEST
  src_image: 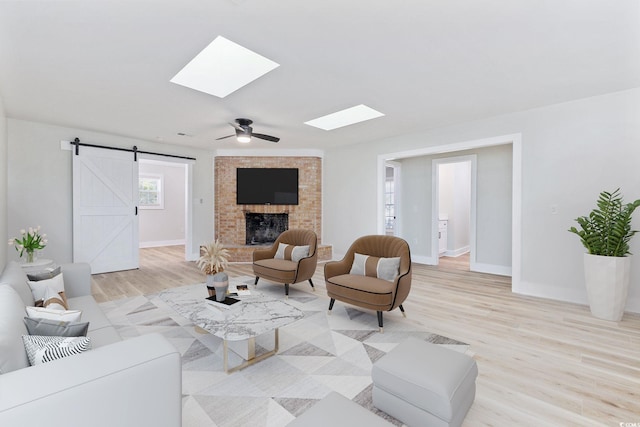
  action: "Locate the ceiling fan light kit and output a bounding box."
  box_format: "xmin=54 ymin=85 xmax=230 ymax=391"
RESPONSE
xmin=216 ymin=118 xmax=280 ymax=144
xmin=236 ymin=131 xmax=251 ymax=143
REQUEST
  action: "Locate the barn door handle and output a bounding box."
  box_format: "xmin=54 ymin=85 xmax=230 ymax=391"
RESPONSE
xmin=135 ymin=206 xmax=138 ymax=216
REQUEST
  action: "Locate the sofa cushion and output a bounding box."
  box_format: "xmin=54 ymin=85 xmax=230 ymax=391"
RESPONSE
xmin=22 ymin=335 xmax=92 ymax=365
xmin=0 ymin=285 xmax=30 ymax=373
xmin=253 ymin=258 xmax=298 ymax=283
xmin=67 ymin=295 xmax=122 ymax=347
xmin=67 ymin=295 xmax=111 ymax=331
xmin=0 ymin=261 xmax=35 ymax=306
xmin=350 ymin=253 xmax=400 ymax=282
xmin=326 ymin=274 xmax=394 ymax=307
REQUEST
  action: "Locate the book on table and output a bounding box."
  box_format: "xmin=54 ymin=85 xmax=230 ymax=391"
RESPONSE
xmin=228 ymin=283 xmax=251 ymax=296
xmin=205 ymin=296 xmax=240 ymax=309
xmin=236 ymin=284 xmax=251 ymax=296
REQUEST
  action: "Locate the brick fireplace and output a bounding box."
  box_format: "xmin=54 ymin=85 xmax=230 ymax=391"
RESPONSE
xmin=214 ymin=156 xmax=330 ymax=261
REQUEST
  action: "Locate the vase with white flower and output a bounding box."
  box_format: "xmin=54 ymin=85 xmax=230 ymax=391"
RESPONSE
xmin=197 ymin=239 xmax=230 ymax=301
xmin=8 ymin=226 xmax=48 ymax=263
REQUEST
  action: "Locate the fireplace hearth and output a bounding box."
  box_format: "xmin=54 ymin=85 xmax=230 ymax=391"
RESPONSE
xmin=245 ymin=213 xmax=288 ymax=245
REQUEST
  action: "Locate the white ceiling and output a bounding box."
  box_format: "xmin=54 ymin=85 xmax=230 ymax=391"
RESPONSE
xmin=0 ymin=0 xmax=638 ymax=150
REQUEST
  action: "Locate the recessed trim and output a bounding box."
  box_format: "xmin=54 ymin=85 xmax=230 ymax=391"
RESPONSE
xmin=170 ymin=36 xmax=279 ymax=98
xmin=304 ymin=104 xmax=385 ymax=131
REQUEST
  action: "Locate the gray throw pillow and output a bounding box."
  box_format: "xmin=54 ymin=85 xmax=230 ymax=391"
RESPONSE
xmin=27 ymin=266 xmax=62 ymax=282
xmin=23 ymin=317 xmax=89 ymax=337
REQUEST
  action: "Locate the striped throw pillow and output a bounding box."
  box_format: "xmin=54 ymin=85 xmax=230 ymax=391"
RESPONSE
xmin=274 ymin=243 xmax=310 ymax=262
xmin=350 ymin=253 xmax=401 ymax=282
xmin=22 ymin=335 xmax=91 ymax=365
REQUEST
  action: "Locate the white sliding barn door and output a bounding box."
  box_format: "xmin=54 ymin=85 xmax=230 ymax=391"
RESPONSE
xmin=72 ymin=146 xmax=139 ymax=274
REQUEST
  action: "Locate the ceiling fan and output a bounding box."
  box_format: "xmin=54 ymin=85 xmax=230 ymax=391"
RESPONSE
xmin=216 ymin=118 xmax=280 ymax=143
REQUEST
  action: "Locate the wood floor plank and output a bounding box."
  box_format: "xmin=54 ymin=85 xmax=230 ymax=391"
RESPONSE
xmin=92 ymin=246 xmax=640 ymax=426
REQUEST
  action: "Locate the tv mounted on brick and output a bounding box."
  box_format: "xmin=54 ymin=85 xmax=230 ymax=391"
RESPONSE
xmin=236 ymin=168 xmax=299 ymax=205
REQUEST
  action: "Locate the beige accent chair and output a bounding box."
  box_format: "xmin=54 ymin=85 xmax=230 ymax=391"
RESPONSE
xmin=324 ymin=235 xmax=411 ymax=332
xmin=253 ymin=229 xmax=318 ymax=297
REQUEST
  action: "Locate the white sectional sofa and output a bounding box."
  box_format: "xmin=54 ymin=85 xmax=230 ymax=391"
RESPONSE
xmin=0 ymin=261 xmax=182 ymax=427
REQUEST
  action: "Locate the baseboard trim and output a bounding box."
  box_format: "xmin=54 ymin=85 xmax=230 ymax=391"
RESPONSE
xmin=139 ymin=239 xmax=185 ymax=249
xmin=515 ymin=280 xmax=640 ymax=314
xmin=413 ymin=255 xmax=437 ymax=265
xmin=470 ymin=262 xmax=512 ymax=276
xmin=443 ymin=247 xmax=470 ymax=258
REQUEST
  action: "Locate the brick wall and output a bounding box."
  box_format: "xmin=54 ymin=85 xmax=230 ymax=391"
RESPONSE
xmin=214 ymin=156 xmax=322 ymax=246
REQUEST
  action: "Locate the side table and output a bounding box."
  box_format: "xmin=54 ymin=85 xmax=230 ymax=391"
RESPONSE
xmin=20 ymin=258 xmax=56 ymax=274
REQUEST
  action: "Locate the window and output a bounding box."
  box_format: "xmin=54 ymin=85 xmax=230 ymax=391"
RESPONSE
xmin=139 ymin=174 xmax=164 ymax=209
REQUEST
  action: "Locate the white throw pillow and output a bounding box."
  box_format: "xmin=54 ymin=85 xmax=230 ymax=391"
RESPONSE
xmin=350 ymin=253 xmax=401 ymax=282
xmin=28 ymin=273 xmax=66 ymax=307
xmin=274 ymin=243 xmax=310 ymax=262
xmin=291 ymin=245 xmax=310 ymax=262
xmin=274 ymin=243 xmax=288 ymax=259
xmin=26 ymin=306 xmax=82 ymax=323
xmin=42 ymin=285 xmax=67 ymax=311
xmin=22 ymin=335 xmax=91 ymax=365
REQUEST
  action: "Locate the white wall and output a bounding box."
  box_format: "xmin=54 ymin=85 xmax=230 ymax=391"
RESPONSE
xmin=324 ymin=87 xmax=640 ymax=313
xmin=139 ymin=161 xmax=186 ymax=247
xmin=7 ymin=119 xmax=214 ymax=263
xmin=0 ymin=96 xmax=6 ymax=270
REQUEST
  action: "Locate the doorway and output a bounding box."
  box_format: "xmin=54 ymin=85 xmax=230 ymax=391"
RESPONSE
xmin=138 ymin=157 xmax=193 ymax=262
xmin=433 ymin=157 xmax=474 ymax=269
xmin=385 ymin=161 xmax=401 ymax=236
xmin=377 ymin=133 xmax=520 ymax=281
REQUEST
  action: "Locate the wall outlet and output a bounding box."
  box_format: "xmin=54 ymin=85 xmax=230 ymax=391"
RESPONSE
xmin=550 ymin=204 xmax=558 ymax=215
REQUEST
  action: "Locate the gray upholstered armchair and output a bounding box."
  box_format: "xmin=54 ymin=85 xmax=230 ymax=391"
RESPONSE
xmin=253 ymin=229 xmax=318 ymax=297
xmin=324 ymin=235 xmax=412 ymax=332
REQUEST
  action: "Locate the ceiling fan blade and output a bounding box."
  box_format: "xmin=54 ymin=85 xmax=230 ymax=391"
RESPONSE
xmin=253 ymin=133 xmax=280 ymax=143
xmin=229 ymin=121 xmax=243 ymax=131
xmin=215 ymin=134 xmax=235 ymax=140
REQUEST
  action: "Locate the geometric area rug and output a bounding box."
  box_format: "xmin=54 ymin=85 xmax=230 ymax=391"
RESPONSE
xmin=99 ymin=276 xmax=468 ymax=427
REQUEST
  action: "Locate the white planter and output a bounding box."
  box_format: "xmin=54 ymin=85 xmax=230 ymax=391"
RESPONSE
xmin=583 ymin=253 xmax=631 ymax=321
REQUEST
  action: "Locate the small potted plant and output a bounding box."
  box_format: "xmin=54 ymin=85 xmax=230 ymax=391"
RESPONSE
xmin=8 ymin=226 xmax=48 ymax=263
xmin=197 ymin=239 xmax=230 ymax=301
xmin=569 ymin=188 xmax=640 ymax=321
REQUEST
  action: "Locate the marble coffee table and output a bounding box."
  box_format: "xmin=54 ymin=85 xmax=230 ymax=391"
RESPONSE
xmin=159 ymin=282 xmax=303 ymax=373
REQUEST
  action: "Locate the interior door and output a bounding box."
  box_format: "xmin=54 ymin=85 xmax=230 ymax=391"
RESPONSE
xmin=72 ymin=146 xmax=139 ymax=274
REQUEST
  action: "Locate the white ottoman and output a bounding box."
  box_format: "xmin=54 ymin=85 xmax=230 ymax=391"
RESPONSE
xmin=287 ymin=392 xmax=393 ymax=427
xmin=372 ymin=337 xmax=477 ymax=427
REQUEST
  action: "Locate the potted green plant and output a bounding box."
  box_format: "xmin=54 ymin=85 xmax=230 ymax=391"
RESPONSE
xmin=8 ymin=226 xmax=48 ymax=263
xmin=569 ymin=188 xmax=640 ymax=321
xmin=197 ymin=239 xmax=230 ymax=301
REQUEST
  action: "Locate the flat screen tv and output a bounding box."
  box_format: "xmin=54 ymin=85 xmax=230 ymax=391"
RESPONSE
xmin=236 ymin=168 xmax=299 ymax=205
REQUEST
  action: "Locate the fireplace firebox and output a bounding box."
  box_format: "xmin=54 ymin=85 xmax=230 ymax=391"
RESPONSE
xmin=245 ymin=213 xmax=288 ymax=245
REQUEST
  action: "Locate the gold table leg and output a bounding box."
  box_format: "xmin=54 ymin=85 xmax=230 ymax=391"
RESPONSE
xmin=223 ymin=328 xmax=280 ymax=374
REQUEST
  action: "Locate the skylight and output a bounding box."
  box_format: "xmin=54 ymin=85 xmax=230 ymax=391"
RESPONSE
xmin=304 ymin=104 xmax=385 ymax=130
xmin=170 ymin=36 xmax=279 ymax=98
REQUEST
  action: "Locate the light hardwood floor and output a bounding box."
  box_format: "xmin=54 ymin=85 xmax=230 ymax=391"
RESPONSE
xmin=93 ymin=246 xmax=640 ymax=426
xmin=439 ymin=252 xmax=470 ymax=271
